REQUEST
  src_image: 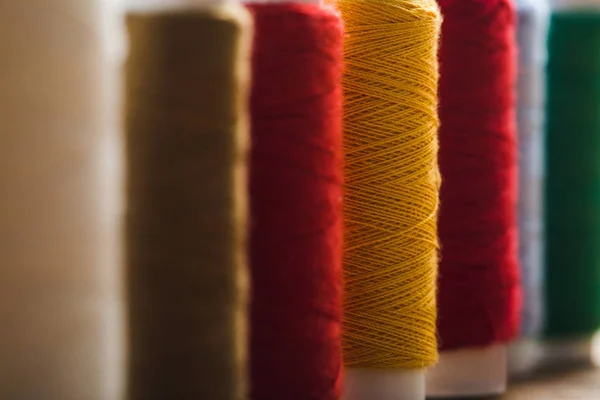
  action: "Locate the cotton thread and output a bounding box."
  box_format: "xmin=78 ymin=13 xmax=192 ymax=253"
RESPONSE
xmin=335 ymin=0 xmax=441 ymax=369
xmin=544 ymin=9 xmax=600 ymax=338
xmin=515 ymin=0 xmax=549 ymax=338
xmin=124 ymin=5 xmax=251 ymax=399
xmin=246 ymin=4 xmax=345 ymax=399
xmin=0 ymin=1 xmax=118 ymax=398
xmin=436 ymin=0 xmax=520 ymax=350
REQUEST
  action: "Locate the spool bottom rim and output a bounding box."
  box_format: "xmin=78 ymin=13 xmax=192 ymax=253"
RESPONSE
xmin=425 ymin=344 xmax=507 ymax=398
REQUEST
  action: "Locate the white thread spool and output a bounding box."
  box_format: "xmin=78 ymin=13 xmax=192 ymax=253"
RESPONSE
xmin=0 ymin=1 xmax=121 ymax=399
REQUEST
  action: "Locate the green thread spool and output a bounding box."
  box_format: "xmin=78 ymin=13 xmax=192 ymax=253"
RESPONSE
xmin=544 ymin=9 xmax=600 ymax=344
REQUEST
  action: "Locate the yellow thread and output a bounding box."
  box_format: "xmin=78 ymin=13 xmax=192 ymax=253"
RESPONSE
xmin=335 ymin=0 xmax=442 ymax=368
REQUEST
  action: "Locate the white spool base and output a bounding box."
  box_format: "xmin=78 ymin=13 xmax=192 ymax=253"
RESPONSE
xmin=343 ymin=368 xmax=425 ymax=400
xmin=425 ymin=344 xmax=507 ymax=398
xmin=541 ymin=335 xmax=597 ymax=366
xmin=508 ymin=338 xmax=543 ymax=378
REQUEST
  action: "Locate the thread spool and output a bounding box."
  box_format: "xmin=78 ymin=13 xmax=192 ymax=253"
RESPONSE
xmin=246 ymin=2 xmax=344 ymax=399
xmin=0 ymin=1 xmax=121 ymax=399
xmin=427 ymin=0 xmax=519 ymax=396
xmin=124 ymin=0 xmax=251 ymax=398
xmin=508 ymin=0 xmax=549 ymax=378
xmin=332 ymin=1 xmax=442 ymax=399
xmin=542 ymin=0 xmax=600 ymax=367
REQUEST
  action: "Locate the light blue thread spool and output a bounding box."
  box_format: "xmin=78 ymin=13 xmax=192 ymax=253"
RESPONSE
xmin=508 ymin=0 xmax=549 ymax=377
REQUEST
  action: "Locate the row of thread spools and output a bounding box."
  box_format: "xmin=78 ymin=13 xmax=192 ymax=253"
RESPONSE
xmin=1 ymin=0 xmax=600 ymax=399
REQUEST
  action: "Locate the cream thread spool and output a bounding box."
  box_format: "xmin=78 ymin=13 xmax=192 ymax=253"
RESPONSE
xmin=0 ymin=1 xmax=121 ymax=399
xmin=540 ymin=0 xmax=600 ymax=369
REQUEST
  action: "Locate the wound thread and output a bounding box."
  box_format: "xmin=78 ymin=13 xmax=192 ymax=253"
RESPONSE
xmin=335 ymin=0 xmax=442 ymax=369
xmin=0 ymin=1 xmax=118 ymax=398
xmin=246 ymin=4 xmax=345 ymax=399
xmin=436 ymin=0 xmax=520 ymax=349
xmin=124 ymin=5 xmax=251 ymax=399
xmin=544 ymin=8 xmax=600 ymax=338
xmin=515 ymin=0 xmax=549 ymax=338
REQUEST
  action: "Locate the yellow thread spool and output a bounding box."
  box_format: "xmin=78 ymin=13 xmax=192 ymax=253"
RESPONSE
xmin=333 ymin=0 xmax=441 ymax=397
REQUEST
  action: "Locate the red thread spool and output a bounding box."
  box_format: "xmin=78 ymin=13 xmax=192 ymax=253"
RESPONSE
xmin=427 ymin=1 xmax=519 ymax=395
xmin=437 ymin=0 xmax=520 ymax=351
xmin=247 ymin=4 xmax=344 ymax=400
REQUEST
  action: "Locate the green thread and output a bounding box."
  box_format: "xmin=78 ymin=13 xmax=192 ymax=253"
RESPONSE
xmin=545 ymin=11 xmax=600 ymax=338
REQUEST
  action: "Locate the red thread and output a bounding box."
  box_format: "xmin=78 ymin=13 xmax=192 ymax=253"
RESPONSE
xmin=437 ymin=0 xmax=521 ymax=349
xmin=247 ymin=4 xmax=344 ymax=399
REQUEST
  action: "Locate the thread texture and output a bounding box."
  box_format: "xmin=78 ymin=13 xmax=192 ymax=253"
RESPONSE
xmin=515 ymin=0 xmax=549 ymax=338
xmin=124 ymin=6 xmax=250 ymax=399
xmin=544 ymin=10 xmax=600 ymax=338
xmin=247 ymin=4 xmax=344 ymax=399
xmin=335 ymin=0 xmax=441 ymax=369
xmin=437 ymin=0 xmax=520 ymax=349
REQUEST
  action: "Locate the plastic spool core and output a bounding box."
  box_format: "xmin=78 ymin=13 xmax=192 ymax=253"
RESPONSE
xmin=344 ymin=369 xmax=425 ymax=400
xmin=542 ymin=335 xmax=598 ymax=366
xmin=425 ymin=344 xmax=507 ymax=398
xmin=508 ymin=339 xmax=543 ymax=377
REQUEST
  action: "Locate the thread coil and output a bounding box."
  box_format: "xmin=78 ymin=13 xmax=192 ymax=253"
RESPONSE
xmin=544 ymin=8 xmax=600 ymax=338
xmin=124 ymin=5 xmax=251 ymax=399
xmin=515 ymin=0 xmax=549 ymax=338
xmin=436 ymin=0 xmax=520 ymax=350
xmin=247 ymin=4 xmax=345 ymax=399
xmin=336 ymin=0 xmax=442 ymax=369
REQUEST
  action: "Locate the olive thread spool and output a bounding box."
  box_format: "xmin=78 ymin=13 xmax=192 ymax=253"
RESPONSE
xmin=124 ymin=0 xmax=251 ymax=398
